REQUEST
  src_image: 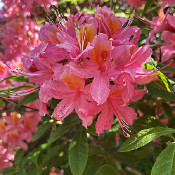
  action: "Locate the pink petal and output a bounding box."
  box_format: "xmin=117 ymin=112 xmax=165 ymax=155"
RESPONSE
xmin=96 ymin=102 xmax=114 ymax=135
xmin=117 ymin=105 xmax=137 ymax=125
xmin=111 ymin=45 xmax=131 ymax=67
xmin=41 ymin=45 xmax=69 ymax=62
xmin=132 ymin=88 xmax=147 ymax=102
xmin=77 ymin=110 xmax=93 ymax=128
xmin=113 ymin=26 xmax=142 ymax=46
xmin=126 ymin=45 xmax=152 ymax=68
xmin=53 ymin=95 xmax=77 ymax=121
xmin=69 ymin=59 xmax=99 ymax=79
xmin=39 ymin=102 xmax=48 ymax=116
xmin=90 ymin=73 xmax=110 ymax=105
xmin=110 ymin=98 xmax=137 ymax=125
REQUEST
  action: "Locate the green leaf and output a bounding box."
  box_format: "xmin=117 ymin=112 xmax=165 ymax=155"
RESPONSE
xmin=69 ymin=126 xmax=88 ymax=175
xmin=0 ymin=75 xmax=15 ymax=83
xmin=147 ymin=83 xmax=175 ymax=102
xmin=147 ymin=59 xmax=158 ymax=67
xmin=83 ymin=157 xmax=105 ymax=175
xmin=87 ymin=121 xmax=98 ymax=136
xmin=143 ymin=62 xmax=171 ymax=91
xmin=157 ymin=71 xmax=171 ymax=91
xmin=118 ymin=127 xmax=175 ymax=152
xmin=0 ymin=85 xmax=32 ymax=94
xmin=32 ymin=122 xmax=51 ymax=142
xmin=19 ymin=91 xmax=39 ymax=106
xmin=151 ymin=143 xmax=175 ymax=175
xmin=37 ymin=19 xmax=46 ymax=25
xmin=17 ymin=169 xmax=27 ymax=175
xmin=0 ymin=167 xmax=16 ymax=174
xmin=0 ymin=76 xmax=29 ymax=83
xmin=142 ymin=0 xmax=154 ymax=15
xmin=42 ymin=145 xmax=60 ymax=165
xmin=132 ymin=116 xmax=166 ymax=132
xmin=117 ymin=147 xmax=153 ymax=165
xmin=12 ymin=76 xmax=29 ymax=83
xmin=15 ymin=149 xmax=24 ymax=166
xmin=47 ymin=117 xmax=80 ymax=145
xmin=95 ymin=164 xmax=119 ymax=175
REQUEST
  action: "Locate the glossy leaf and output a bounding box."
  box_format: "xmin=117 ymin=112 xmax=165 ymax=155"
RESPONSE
xmin=157 ymin=71 xmax=171 ymax=91
xmin=118 ymin=127 xmax=175 ymax=152
xmin=12 ymin=76 xmax=29 ymax=83
xmin=69 ymin=127 xmax=88 ymax=175
xmin=151 ymin=143 xmax=175 ymax=175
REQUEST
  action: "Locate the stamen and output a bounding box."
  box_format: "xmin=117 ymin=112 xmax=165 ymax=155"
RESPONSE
xmin=42 ymin=0 xmax=59 ymax=29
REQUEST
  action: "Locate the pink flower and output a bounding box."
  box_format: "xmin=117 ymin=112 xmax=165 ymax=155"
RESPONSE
xmin=0 ymin=145 xmax=13 ymax=170
xmin=40 ymin=67 xmax=93 ymax=128
xmin=0 ymin=0 xmax=57 ymax=18
xmin=0 ymin=100 xmax=41 ymax=151
xmin=124 ymin=0 xmax=146 ymax=8
xmin=50 ymin=167 xmax=64 ymax=175
xmin=147 ymin=7 xmax=175 ymax=43
xmin=22 ymin=6 xmax=156 ymax=136
xmin=1 ymin=18 xmax=40 ymax=61
xmin=0 ymin=60 xmax=8 ymax=88
xmin=80 ymin=85 xmax=145 ymax=135
xmin=22 ymin=56 xmax=62 ymax=85
xmin=156 ymin=31 xmax=175 ymax=63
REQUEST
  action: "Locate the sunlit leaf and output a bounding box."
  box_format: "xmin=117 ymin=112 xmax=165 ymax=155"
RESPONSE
xmin=118 ymin=127 xmax=175 ymax=152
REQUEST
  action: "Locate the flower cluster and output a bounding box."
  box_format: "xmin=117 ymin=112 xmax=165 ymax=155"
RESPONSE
xmin=0 ymin=101 xmax=41 ymax=152
xmin=0 ymin=18 xmax=40 ymax=61
xmin=0 ymin=145 xmax=14 ymax=170
xmin=0 ymin=0 xmax=57 ymax=18
xmin=124 ymin=0 xmax=146 ymax=8
xmin=0 ymin=60 xmax=8 ymax=88
xmin=147 ymin=6 xmax=175 ymax=64
xmin=22 ymin=6 xmax=158 ymax=135
xmin=124 ymin=0 xmax=175 ymax=8
xmin=49 ymin=167 xmax=64 ymax=175
xmin=0 ymin=100 xmax=41 ymax=169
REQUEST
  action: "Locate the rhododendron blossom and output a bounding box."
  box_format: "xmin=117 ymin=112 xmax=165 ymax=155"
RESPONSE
xmin=0 ymin=0 xmax=57 ymax=18
xmin=147 ymin=6 xmax=175 ymax=43
xmin=21 ymin=6 xmax=157 ymax=135
xmin=0 ymin=100 xmax=41 ymax=151
xmin=0 ymin=145 xmax=14 ymax=170
xmin=0 ymin=18 xmax=40 ymax=61
xmin=124 ymin=0 xmax=146 ymax=8
xmin=0 ymin=60 xmax=8 ymax=88
xmin=146 ymin=6 xmax=175 ymax=66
